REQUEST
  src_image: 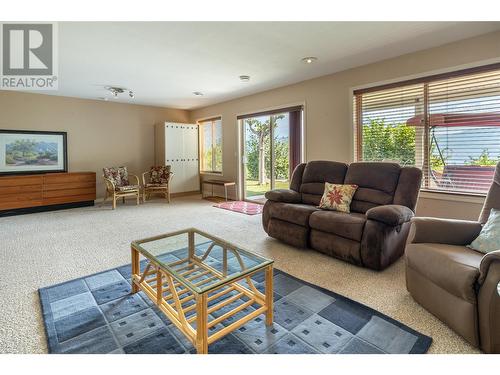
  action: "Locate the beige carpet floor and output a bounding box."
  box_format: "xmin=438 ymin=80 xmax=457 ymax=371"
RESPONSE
xmin=0 ymin=195 xmax=479 ymax=354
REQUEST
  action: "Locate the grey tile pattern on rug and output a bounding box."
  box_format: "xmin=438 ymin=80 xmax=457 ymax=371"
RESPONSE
xmin=39 ymin=245 xmax=432 ymax=354
xmin=109 ymin=308 xmax=165 ymax=347
xmin=263 ymin=334 xmax=319 ymax=354
xmin=233 ymin=318 xmax=288 ymax=353
xmin=292 ymin=315 xmax=353 ymax=354
xmin=50 ymin=292 xmax=97 ymax=321
xmin=356 ymin=316 xmax=419 ymax=354
xmin=285 ymin=285 xmax=335 ymax=313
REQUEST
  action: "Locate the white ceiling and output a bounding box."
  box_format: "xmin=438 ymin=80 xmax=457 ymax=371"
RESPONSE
xmin=42 ymin=22 xmax=500 ymax=109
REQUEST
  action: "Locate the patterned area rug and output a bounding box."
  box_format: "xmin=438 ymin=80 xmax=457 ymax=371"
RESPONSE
xmin=39 ymin=250 xmax=431 ymax=354
xmin=213 ymin=201 xmax=263 ymax=215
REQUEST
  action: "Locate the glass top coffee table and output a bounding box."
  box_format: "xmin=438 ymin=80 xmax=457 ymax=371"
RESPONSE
xmin=131 ymin=228 xmax=274 ymax=354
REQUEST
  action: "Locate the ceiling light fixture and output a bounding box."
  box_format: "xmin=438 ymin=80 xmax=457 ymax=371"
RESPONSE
xmin=301 ymin=56 xmax=318 ymax=64
xmin=105 ymin=86 xmax=135 ymax=99
xmin=193 ymin=91 xmax=204 ymax=96
xmin=239 ymin=75 xmax=250 ymax=82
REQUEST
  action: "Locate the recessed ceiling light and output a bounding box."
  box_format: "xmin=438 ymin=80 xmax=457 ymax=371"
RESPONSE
xmin=239 ymin=75 xmax=250 ymax=82
xmin=193 ymin=91 xmax=204 ymax=96
xmin=301 ymin=56 xmax=318 ymax=64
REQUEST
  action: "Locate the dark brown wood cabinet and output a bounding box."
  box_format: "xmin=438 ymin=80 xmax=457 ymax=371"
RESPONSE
xmin=0 ymin=172 xmax=96 ymax=216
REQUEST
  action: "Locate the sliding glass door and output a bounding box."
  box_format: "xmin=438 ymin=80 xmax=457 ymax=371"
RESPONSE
xmin=240 ymin=107 xmax=302 ymax=201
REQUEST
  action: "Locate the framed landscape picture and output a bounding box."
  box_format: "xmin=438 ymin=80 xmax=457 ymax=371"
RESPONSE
xmin=0 ymin=130 xmax=67 ymax=175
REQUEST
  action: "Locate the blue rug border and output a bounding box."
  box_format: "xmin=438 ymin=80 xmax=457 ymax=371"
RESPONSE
xmin=39 ymin=261 xmax=432 ymax=354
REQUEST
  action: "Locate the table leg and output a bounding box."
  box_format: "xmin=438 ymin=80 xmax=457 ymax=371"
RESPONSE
xmin=224 ymin=185 xmax=228 ymax=201
xmin=156 ymin=268 xmax=163 ymax=305
xmin=265 ymin=265 xmax=274 ymax=326
xmin=131 ymin=246 xmax=139 ymax=294
xmin=195 ymin=293 xmax=208 ymax=354
xmin=222 ymin=247 xmax=227 ymax=276
xmin=188 ymin=231 xmax=195 ymax=260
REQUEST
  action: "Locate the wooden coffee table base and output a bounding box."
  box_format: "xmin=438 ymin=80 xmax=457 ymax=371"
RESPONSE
xmin=131 ymin=247 xmax=273 ymax=354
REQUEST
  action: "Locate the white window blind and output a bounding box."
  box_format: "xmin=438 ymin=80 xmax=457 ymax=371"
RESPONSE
xmin=354 ymin=64 xmax=500 ymax=195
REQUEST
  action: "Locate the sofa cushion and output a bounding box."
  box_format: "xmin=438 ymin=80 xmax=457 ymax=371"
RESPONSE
xmin=268 ymin=202 xmax=319 ymax=227
xmin=116 ymin=184 xmax=139 ymax=192
xmin=267 ymin=218 xmax=309 ymax=248
xmin=309 ymin=210 xmax=366 ymax=241
xmin=103 ymin=167 xmax=121 ymax=186
xmin=344 ymin=162 xmax=401 ymax=213
xmin=406 ymin=243 xmax=483 ymax=304
xmin=393 ymin=167 xmax=422 ymax=210
xmin=300 ymin=161 xmax=348 ymax=205
xmin=150 ymin=165 xmax=171 ymax=184
xmin=310 ymin=230 xmax=362 ymax=265
xmin=290 ymin=163 xmax=306 ymax=192
xmin=118 ymin=166 xmax=130 ymax=186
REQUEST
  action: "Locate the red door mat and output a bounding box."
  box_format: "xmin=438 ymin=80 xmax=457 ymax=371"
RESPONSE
xmin=213 ymin=201 xmax=263 ymax=215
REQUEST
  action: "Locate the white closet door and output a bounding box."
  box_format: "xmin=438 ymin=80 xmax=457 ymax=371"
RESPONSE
xmin=165 ymin=123 xmax=184 ymax=193
xmin=184 ymin=125 xmax=198 ymax=160
xmin=162 ymin=122 xmax=199 ymax=194
xmin=165 ymin=123 xmax=183 ymax=162
xmin=184 ymin=125 xmax=200 ymax=191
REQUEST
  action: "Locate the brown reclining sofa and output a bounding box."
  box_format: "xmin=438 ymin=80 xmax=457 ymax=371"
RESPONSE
xmin=262 ymin=161 xmax=422 ymax=270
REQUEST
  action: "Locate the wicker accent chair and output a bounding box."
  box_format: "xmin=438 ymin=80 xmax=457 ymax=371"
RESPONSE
xmin=102 ymin=166 xmax=140 ymax=209
xmin=142 ymin=165 xmax=173 ymax=203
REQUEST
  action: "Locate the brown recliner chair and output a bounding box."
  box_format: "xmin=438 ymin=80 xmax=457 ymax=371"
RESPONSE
xmin=406 ymin=162 xmax=500 ymax=353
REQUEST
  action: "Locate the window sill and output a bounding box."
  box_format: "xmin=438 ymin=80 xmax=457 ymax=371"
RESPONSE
xmin=200 ymin=171 xmax=223 ymax=177
xmin=419 ymin=190 xmax=486 ymax=204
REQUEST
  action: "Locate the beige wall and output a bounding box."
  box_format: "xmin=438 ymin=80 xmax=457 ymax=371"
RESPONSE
xmin=190 ymin=30 xmax=500 ymax=219
xmin=0 ymin=91 xmax=189 ymax=198
xmin=2 ymin=31 xmax=498 ymax=218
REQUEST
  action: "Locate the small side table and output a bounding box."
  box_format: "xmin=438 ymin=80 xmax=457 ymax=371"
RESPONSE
xmin=202 ymin=180 xmax=236 ymax=201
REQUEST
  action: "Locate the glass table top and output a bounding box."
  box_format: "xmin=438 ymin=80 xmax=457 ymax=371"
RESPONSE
xmin=131 ymin=228 xmax=273 ymax=293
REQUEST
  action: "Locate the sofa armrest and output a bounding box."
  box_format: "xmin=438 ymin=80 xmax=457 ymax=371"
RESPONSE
xmin=103 ymin=177 xmax=116 ymax=192
xmin=141 ymin=171 xmax=149 ymax=186
xmin=479 ymin=250 xmax=500 ymax=285
xmin=129 ymin=174 xmax=140 ymax=186
xmin=366 ymin=205 xmax=414 ymax=227
xmin=410 ymin=217 xmax=482 ymax=245
xmin=264 ymin=189 xmax=301 ymax=203
xmin=477 ymin=252 xmax=500 ymax=353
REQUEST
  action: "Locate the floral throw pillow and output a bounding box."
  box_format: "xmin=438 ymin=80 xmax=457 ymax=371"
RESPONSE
xmin=117 ymin=166 xmax=130 ymax=186
xmin=150 ymin=165 xmax=171 ymax=184
xmin=318 ymin=183 xmax=358 ymax=213
xmin=468 ymin=208 xmax=500 ymax=254
xmin=103 ymin=167 xmax=121 ymax=187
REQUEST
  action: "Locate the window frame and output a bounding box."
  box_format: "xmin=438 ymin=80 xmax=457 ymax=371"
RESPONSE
xmin=353 ymin=62 xmax=500 ymax=197
xmin=198 ymin=117 xmax=223 ymax=175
